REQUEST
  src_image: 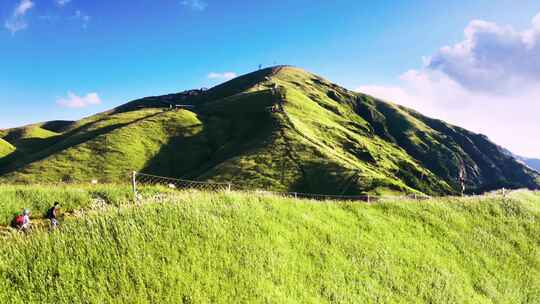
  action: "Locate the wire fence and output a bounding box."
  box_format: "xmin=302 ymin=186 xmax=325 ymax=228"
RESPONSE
xmin=131 ymin=171 xmax=434 ymax=203
xmin=133 ymin=172 xmax=231 ymax=193
xmin=132 ymin=172 xmax=533 ymax=203
xmin=245 ymin=189 xmax=432 ymax=202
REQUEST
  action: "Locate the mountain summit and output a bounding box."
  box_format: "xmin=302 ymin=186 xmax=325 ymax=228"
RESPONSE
xmin=1 ymin=66 xmax=538 ymax=195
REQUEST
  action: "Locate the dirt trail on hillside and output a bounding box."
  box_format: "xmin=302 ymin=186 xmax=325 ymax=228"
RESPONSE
xmin=0 ymin=193 xmax=183 ymax=239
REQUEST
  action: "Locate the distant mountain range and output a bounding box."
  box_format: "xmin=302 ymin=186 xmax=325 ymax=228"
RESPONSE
xmin=502 ymin=149 xmax=540 ymax=173
xmin=522 ymin=158 xmax=540 ymax=172
xmin=1 ymin=66 xmax=538 ymax=195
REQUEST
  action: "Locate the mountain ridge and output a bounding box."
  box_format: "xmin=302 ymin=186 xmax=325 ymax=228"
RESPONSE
xmin=522 ymin=157 xmax=540 ymax=173
xmin=1 ymin=66 xmax=538 ymax=194
xmin=501 ymin=148 xmax=540 ymax=173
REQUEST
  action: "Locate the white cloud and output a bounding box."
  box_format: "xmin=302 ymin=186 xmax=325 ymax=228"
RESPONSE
xmin=181 ymin=0 xmax=208 ymax=11
xmin=56 ymin=0 xmax=71 ymax=7
xmin=56 ymin=92 xmax=102 ymax=108
xmin=357 ymin=12 xmax=540 ymax=158
xmin=426 ymin=13 xmax=540 ymax=93
xmin=14 ymin=0 xmax=34 ymax=16
xmin=5 ymin=18 xmax=28 ymax=34
xmin=4 ymin=0 xmax=34 ymax=34
xmin=208 ymin=72 xmax=237 ymax=80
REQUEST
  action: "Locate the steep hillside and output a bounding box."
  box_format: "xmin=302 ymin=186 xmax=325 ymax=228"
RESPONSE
xmin=1 ymin=187 xmax=539 ymax=303
xmin=0 ymin=66 xmax=538 ymax=194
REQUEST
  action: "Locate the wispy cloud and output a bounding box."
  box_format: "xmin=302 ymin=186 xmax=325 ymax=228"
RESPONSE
xmin=181 ymin=0 xmax=208 ymax=11
xmin=56 ymin=92 xmax=102 ymax=108
xmin=56 ymin=0 xmax=71 ymax=7
xmin=208 ymin=72 xmax=237 ymax=80
xmin=4 ymin=0 xmax=34 ymax=34
xmin=357 ymin=12 xmax=540 ymax=157
xmin=13 ymin=0 xmax=34 ymax=16
xmin=73 ymin=10 xmax=90 ymax=29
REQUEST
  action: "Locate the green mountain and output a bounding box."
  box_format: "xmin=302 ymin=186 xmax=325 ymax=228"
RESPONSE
xmin=1 ymin=66 xmax=538 ymax=195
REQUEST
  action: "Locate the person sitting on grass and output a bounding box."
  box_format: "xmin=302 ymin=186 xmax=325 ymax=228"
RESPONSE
xmin=47 ymin=202 xmax=60 ymax=230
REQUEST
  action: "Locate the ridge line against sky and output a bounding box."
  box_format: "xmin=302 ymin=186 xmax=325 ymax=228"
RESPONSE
xmin=1 ymin=0 xmax=539 ymax=157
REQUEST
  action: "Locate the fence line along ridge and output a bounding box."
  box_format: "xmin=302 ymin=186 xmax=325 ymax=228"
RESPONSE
xmin=131 ymin=171 xmax=435 ymax=203
xmin=133 ymin=172 xmax=232 ymax=196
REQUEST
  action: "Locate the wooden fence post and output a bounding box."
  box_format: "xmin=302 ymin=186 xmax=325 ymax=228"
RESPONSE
xmin=132 ymin=171 xmax=137 ymax=203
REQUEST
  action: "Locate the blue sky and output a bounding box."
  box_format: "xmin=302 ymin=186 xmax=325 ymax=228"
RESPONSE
xmin=1 ymin=0 xmax=540 ymax=157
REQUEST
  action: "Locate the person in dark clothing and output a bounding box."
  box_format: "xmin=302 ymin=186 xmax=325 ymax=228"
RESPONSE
xmin=47 ymin=202 xmax=60 ymax=230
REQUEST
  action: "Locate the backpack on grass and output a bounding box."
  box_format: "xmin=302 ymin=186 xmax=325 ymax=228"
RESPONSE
xmin=12 ymin=215 xmax=24 ymax=228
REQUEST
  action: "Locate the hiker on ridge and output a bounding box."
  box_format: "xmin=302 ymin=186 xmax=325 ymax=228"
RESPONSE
xmin=11 ymin=208 xmax=31 ymax=232
xmin=21 ymin=208 xmax=31 ymax=231
xmin=47 ymin=202 xmax=60 ymax=230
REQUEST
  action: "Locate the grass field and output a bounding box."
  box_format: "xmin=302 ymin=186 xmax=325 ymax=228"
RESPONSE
xmin=0 ymin=185 xmax=539 ymax=303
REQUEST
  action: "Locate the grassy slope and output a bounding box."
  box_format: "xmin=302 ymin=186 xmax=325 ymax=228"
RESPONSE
xmin=1 ymin=124 xmax=60 ymax=151
xmin=0 ymin=124 xmax=63 ymax=172
xmin=0 ymin=187 xmax=538 ymax=303
xmin=270 ymin=67 xmax=452 ymax=195
xmin=0 ymin=66 xmax=538 ymax=195
xmin=0 ymin=184 xmax=137 ymax=226
xmin=0 ymin=90 xmax=278 ymax=185
xmin=0 ymin=139 xmax=15 ymax=158
xmin=2 ymin=110 xmax=204 ymax=183
xmin=270 ymin=67 xmax=539 ymax=194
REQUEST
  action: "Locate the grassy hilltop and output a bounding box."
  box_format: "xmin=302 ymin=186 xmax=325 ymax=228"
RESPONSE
xmin=0 ymin=186 xmax=539 ymax=303
xmin=0 ymin=66 xmax=538 ymax=195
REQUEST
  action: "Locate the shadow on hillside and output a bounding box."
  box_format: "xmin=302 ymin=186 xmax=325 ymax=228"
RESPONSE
xmin=356 ymin=97 xmax=539 ymax=193
xmin=40 ymin=120 xmax=76 ymax=133
xmin=140 ymin=124 xmax=207 ymax=178
xmin=288 ymin=161 xmax=366 ymax=195
xmin=11 ymin=136 xmax=65 ymax=153
xmin=140 ymin=91 xmax=279 ymax=181
xmin=0 ymin=112 xmax=166 ymax=175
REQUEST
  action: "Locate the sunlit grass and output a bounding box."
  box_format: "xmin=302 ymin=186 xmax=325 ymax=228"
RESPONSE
xmin=1 ymin=186 xmax=539 ymax=303
xmin=0 ymin=139 xmax=15 ymax=158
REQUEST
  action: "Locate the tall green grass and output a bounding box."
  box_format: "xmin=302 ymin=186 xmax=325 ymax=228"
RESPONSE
xmin=0 ymin=184 xmax=172 ymax=226
xmin=1 ymin=188 xmax=539 ymax=303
